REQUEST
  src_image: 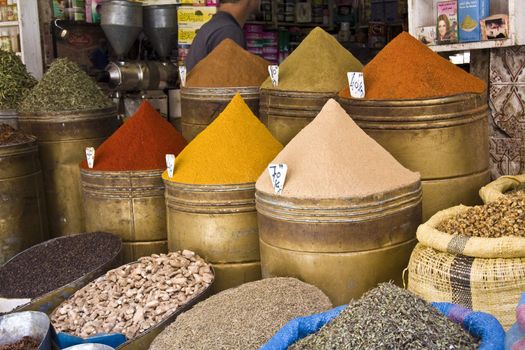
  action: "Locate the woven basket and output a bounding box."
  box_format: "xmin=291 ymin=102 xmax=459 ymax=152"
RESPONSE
xmin=479 ymin=174 xmax=525 ymax=204
xmin=408 ymin=205 xmax=525 ymax=329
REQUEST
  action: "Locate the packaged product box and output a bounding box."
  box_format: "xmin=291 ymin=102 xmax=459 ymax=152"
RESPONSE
xmin=177 ymin=6 xmax=217 ymax=25
xmin=436 ymin=1 xmax=459 ymax=44
xmin=52 ymin=0 xmax=64 ymax=19
xmin=458 ymin=0 xmax=489 ymax=42
xmin=481 ymin=14 xmax=509 ymax=40
xmin=178 ymin=26 xmax=200 ymax=45
xmin=416 ymin=26 xmax=436 ymax=45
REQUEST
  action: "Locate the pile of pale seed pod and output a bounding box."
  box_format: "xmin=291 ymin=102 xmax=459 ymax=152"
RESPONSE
xmin=50 ymin=250 xmax=213 ymax=339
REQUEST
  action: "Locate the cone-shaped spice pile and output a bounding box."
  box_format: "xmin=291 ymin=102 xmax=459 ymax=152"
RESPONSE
xmin=256 ymin=99 xmax=420 ymax=198
xmin=260 ymin=27 xmax=363 ymax=92
xmin=80 ymin=101 xmax=187 ymax=171
xmin=339 ymin=32 xmax=486 ymax=100
xmin=187 ymin=39 xmax=270 ymax=87
xmin=163 ymin=93 xmax=282 ymax=184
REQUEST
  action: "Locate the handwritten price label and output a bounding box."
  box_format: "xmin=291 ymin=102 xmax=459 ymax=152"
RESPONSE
xmin=347 ymin=72 xmax=365 ymax=99
xmin=166 ymin=154 xmax=175 ymax=178
xmin=85 ymin=147 xmax=95 ymax=169
xmin=179 ymin=66 xmax=187 ymax=87
xmin=268 ymin=65 xmax=279 ymax=87
xmin=268 ymin=163 xmax=288 ymax=194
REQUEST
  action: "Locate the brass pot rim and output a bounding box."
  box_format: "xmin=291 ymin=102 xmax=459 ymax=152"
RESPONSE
xmin=5 ymin=232 xmax=122 ymax=314
xmin=181 ymin=86 xmax=260 ymax=95
xmin=0 ymin=109 xmax=17 ymax=115
xmin=163 ymin=180 xmax=255 ymax=192
xmin=0 ymin=135 xmax=38 ymax=153
xmin=18 ymin=106 xmax=117 ymax=123
xmin=80 ymin=168 xmax=164 ymax=178
xmin=260 ymin=88 xmax=337 ymax=98
xmin=338 ymin=91 xmax=485 ymax=106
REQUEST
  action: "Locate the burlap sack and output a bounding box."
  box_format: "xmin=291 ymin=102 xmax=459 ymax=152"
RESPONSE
xmin=479 ymin=174 xmax=525 ymax=204
xmin=408 ymin=205 xmax=525 ymax=329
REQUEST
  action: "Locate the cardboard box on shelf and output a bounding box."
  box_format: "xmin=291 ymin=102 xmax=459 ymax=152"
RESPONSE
xmin=178 ymin=26 xmax=201 ymax=45
xmin=481 ymin=14 xmax=509 ymax=40
xmin=416 ymin=26 xmax=436 ymax=45
xmin=436 ymin=1 xmax=458 ymax=44
xmin=458 ymin=0 xmax=489 ymax=42
xmin=177 ymin=6 xmax=217 ymax=25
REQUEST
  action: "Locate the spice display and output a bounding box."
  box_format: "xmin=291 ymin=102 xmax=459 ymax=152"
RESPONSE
xmin=291 ymin=283 xmax=478 ymax=350
xmin=437 ymin=191 xmax=525 ymax=238
xmin=80 ymin=101 xmax=186 ymax=171
xmin=163 ymin=93 xmax=282 ymax=184
xmin=0 ymin=50 xmax=36 ymax=110
xmin=0 ymin=123 xmax=33 ymax=146
xmin=339 ymin=32 xmax=486 ymax=100
xmin=0 ymin=232 xmax=121 ymax=299
xmin=260 ymin=27 xmax=362 ymax=92
xmin=186 ymin=39 xmax=270 ymax=87
xmin=256 ymin=99 xmax=419 ymax=198
xmin=150 ymin=277 xmax=332 ymax=350
xmin=461 ymin=15 xmax=478 ymax=30
xmin=0 ymin=336 xmax=40 ymax=350
xmin=51 ymin=251 xmax=212 ymax=339
xmin=19 ymin=58 xmax=113 ymax=113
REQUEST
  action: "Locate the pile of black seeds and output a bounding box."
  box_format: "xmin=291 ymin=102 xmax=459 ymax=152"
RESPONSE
xmin=19 ymin=58 xmax=113 ymax=113
xmin=150 ymin=278 xmax=333 ymax=350
xmin=0 ymin=124 xmax=33 ymax=146
xmin=290 ymin=283 xmax=478 ymax=350
xmin=0 ymin=232 xmax=121 ymax=299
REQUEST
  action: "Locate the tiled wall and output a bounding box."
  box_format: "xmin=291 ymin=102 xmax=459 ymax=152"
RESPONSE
xmin=489 ymin=46 xmax=525 ymax=178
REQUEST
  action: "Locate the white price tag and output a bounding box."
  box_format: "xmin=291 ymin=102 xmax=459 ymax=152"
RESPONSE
xmin=85 ymin=147 xmax=95 ymax=169
xmin=347 ymin=72 xmax=365 ymax=99
xmin=166 ymin=154 xmax=175 ymax=178
xmin=268 ymin=65 xmax=279 ymax=87
xmin=179 ymin=66 xmax=187 ymax=87
xmin=268 ymin=163 xmax=288 ymax=194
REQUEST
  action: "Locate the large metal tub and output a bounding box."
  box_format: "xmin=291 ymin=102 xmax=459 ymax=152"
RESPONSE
xmin=18 ymin=107 xmax=120 ymax=237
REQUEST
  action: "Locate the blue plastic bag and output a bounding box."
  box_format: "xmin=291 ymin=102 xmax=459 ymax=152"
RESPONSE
xmin=262 ymin=302 xmax=505 ymax=350
xmin=54 ymin=332 xmax=126 ymax=349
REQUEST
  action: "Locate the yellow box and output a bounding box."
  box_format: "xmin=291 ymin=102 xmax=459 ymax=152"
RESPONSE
xmin=177 ymin=6 xmax=217 ymax=25
xmin=178 ymin=26 xmax=200 ymax=45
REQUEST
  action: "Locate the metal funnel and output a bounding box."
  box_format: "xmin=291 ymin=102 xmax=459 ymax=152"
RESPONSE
xmin=143 ymin=5 xmax=177 ymax=59
xmin=101 ymin=0 xmax=143 ymax=59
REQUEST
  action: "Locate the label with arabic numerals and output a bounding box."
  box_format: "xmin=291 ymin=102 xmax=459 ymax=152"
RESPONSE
xmin=347 ymin=72 xmax=365 ymax=99
xmin=166 ymin=154 xmax=175 ymax=178
xmin=268 ymin=65 xmax=279 ymax=87
xmin=268 ymin=163 xmax=288 ymax=194
xmin=179 ymin=66 xmax=187 ymax=87
xmin=85 ymin=147 xmax=95 ymax=169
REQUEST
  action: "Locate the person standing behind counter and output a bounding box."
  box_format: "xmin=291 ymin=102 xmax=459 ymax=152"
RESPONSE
xmin=184 ymin=0 xmax=261 ymax=72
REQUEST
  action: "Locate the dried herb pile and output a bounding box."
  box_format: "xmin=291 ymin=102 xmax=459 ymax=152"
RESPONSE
xmin=290 ymin=283 xmax=477 ymax=350
xmin=19 ymin=58 xmax=113 ymax=113
xmin=0 ymin=232 xmax=121 ymax=299
xmin=0 ymin=50 xmax=36 ymax=110
xmin=150 ymin=278 xmax=332 ymax=350
xmin=438 ymin=191 xmax=525 ymax=238
xmin=0 ymin=124 xmax=33 ymax=146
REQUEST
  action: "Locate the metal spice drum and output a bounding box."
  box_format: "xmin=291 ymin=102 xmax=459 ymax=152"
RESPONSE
xmin=164 ymin=181 xmax=261 ymax=293
xmin=259 ymin=89 xmax=336 ymax=145
xmin=0 ymin=135 xmax=48 ymax=263
xmin=0 ymin=109 xmax=18 ymax=129
xmin=256 ymin=181 xmax=422 ymax=306
xmin=81 ymin=169 xmax=168 ymax=263
xmin=18 ymin=107 xmax=120 ymax=237
xmin=338 ymin=93 xmax=490 ymax=221
xmin=180 ymin=87 xmax=260 ymax=142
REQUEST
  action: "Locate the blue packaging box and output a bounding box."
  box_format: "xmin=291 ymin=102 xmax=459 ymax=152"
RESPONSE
xmin=458 ymin=0 xmax=490 ymax=42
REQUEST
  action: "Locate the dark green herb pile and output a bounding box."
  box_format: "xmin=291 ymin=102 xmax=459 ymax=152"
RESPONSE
xmin=0 ymin=50 xmax=36 ymax=110
xmin=290 ymin=283 xmax=478 ymax=350
xmin=19 ymin=58 xmax=113 ymax=113
xmin=0 ymin=124 xmax=33 ymax=146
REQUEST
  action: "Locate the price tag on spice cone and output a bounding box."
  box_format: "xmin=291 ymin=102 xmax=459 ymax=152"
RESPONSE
xmin=347 ymin=72 xmax=365 ymax=99
xmin=268 ymin=65 xmax=279 ymax=87
xmin=85 ymin=147 xmax=95 ymax=169
xmin=268 ymin=163 xmax=287 ymax=194
xmin=166 ymin=154 xmax=176 ymax=178
xmin=179 ymin=66 xmax=187 ymax=87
